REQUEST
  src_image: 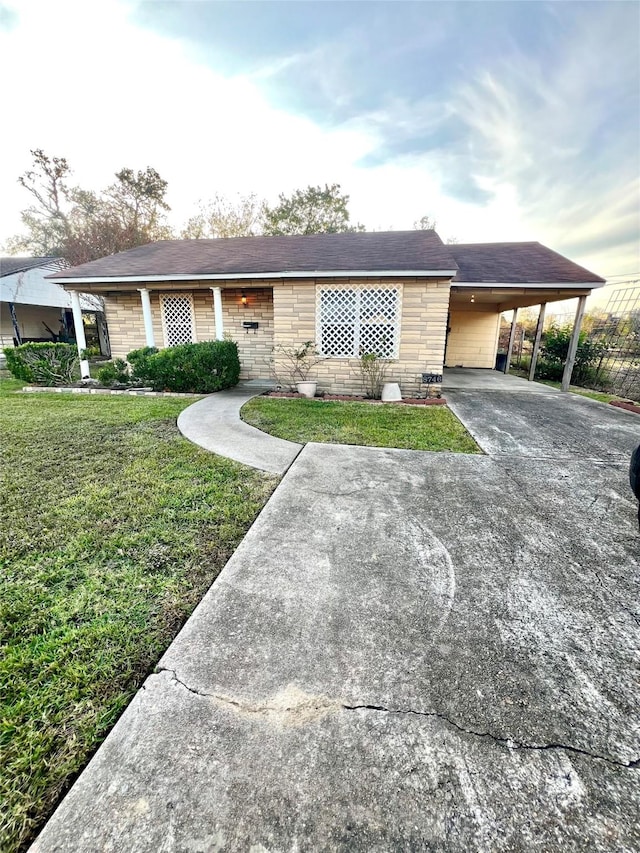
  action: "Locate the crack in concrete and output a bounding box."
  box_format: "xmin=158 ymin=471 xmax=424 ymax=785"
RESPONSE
xmin=342 ymin=703 xmax=640 ymax=769
xmin=156 ymin=668 xmax=639 ymax=769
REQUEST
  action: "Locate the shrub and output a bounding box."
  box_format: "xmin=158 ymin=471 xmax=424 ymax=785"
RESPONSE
xmin=81 ymin=345 xmax=101 ymax=359
xmin=534 ymin=358 xmax=564 ymax=382
xmin=271 ymin=341 xmax=325 ymax=390
xmin=537 ymin=324 xmax=607 ymax=387
xmin=97 ymin=359 xmax=131 ymax=387
xmin=126 ymin=340 xmax=240 ymax=393
xmin=358 ymin=352 xmax=389 ymax=398
xmin=3 ymin=343 xmax=78 ymax=386
xmin=127 ymin=346 xmax=158 ymax=381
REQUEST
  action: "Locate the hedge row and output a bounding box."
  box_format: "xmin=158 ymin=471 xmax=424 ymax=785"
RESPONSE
xmin=5 ymin=340 xmax=241 ymax=394
xmin=126 ymin=341 xmax=240 ymax=393
xmin=3 ymin=343 xmax=78 ymax=386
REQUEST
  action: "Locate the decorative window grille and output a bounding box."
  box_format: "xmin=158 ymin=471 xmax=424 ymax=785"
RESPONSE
xmin=160 ymin=294 xmax=196 ymax=347
xmin=317 ymin=286 xmax=401 ymax=358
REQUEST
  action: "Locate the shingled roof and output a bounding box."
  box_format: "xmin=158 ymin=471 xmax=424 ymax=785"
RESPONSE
xmin=49 ymin=231 xmax=458 ymax=280
xmin=1 ymin=257 xmax=64 ymax=278
xmin=449 ymin=242 xmax=605 ymax=284
xmin=47 ymin=232 xmax=605 ymax=287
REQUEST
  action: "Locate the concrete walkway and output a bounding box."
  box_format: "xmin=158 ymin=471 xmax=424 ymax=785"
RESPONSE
xmin=31 ymin=389 xmax=640 ymax=852
xmin=177 ymin=388 xmax=302 ymax=475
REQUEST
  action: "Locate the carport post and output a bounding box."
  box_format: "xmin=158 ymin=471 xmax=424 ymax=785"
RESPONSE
xmin=503 ymin=307 xmax=519 ymax=374
xmin=138 ymin=288 xmax=155 ymax=348
xmin=70 ymin=290 xmax=90 ymax=378
xmin=211 ymin=287 xmax=224 ymax=340
xmin=528 ymin=302 xmax=547 ymax=381
xmin=561 ymin=295 xmax=587 ymax=392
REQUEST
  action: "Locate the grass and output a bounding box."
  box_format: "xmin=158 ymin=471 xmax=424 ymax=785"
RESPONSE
xmin=241 ymin=397 xmax=480 ymax=453
xmin=509 ymin=368 xmax=638 ymax=404
xmin=0 ymin=378 xmax=276 ymax=852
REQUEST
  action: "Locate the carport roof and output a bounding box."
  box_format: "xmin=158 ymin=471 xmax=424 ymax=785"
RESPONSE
xmin=450 ymin=242 xmax=605 ymax=285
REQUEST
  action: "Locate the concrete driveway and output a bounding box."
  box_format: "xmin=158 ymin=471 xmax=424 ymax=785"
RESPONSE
xmin=32 ymin=391 xmax=640 ymax=852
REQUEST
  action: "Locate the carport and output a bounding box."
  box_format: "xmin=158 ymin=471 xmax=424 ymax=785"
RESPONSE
xmin=443 ymin=366 xmax=559 ymax=392
xmin=445 ymin=243 xmax=606 ymax=390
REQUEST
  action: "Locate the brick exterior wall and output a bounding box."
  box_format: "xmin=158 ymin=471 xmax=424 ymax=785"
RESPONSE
xmin=103 ymin=284 xmax=275 ymax=380
xmin=102 ymin=277 xmax=450 ymax=394
xmin=273 ymin=277 xmax=450 ymax=396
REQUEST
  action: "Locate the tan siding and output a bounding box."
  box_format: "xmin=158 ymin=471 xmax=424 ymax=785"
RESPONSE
xmin=103 ymin=287 xmax=274 ymax=380
xmin=273 ymin=277 xmax=450 ymax=396
xmin=445 ymin=306 xmax=500 ymax=368
xmin=103 ymin=293 xmax=147 ymax=358
xmin=103 ymin=277 xmax=450 ymax=393
xmin=221 ymin=288 xmax=273 ymax=379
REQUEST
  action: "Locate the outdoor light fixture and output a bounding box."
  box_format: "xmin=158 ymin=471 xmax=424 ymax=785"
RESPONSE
xmin=470 ymin=294 xmax=475 ymax=303
xmin=241 ymin=291 xmax=248 ymax=307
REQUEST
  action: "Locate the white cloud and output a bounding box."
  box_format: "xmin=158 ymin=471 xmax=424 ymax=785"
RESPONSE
xmin=1 ymin=0 xmax=637 ymax=283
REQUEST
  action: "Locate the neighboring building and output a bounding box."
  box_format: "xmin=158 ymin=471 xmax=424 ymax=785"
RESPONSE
xmin=49 ymin=231 xmax=605 ymax=394
xmin=0 ymin=257 xmax=110 ymax=354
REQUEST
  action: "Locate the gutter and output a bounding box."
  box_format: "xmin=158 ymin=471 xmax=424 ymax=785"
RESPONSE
xmin=50 ymin=269 xmax=459 ymax=286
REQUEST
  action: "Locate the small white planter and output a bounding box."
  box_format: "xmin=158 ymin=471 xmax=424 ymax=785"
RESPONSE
xmin=381 ymin=382 xmax=402 ymax=402
xmin=296 ymin=381 xmax=317 ymax=398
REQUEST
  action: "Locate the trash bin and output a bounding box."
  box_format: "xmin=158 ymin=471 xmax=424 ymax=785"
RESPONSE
xmin=495 ymin=353 xmax=508 ymax=372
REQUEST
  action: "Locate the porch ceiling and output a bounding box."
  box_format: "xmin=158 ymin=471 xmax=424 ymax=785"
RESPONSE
xmin=449 ymin=285 xmax=592 ymax=311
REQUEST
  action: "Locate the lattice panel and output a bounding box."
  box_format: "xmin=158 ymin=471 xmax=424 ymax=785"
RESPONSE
xmin=317 ymin=286 xmax=401 ymax=358
xmin=161 ymin=294 xmax=195 ymax=347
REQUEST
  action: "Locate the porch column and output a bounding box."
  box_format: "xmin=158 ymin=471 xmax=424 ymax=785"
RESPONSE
xmin=528 ymin=302 xmax=547 ymax=381
xmin=561 ymin=295 xmax=587 ymax=392
xmin=70 ymin=290 xmax=90 ymax=378
xmin=138 ymin=288 xmax=155 ymax=348
xmin=211 ymin=287 xmax=224 ymax=341
xmin=503 ymin=307 xmax=519 ymax=374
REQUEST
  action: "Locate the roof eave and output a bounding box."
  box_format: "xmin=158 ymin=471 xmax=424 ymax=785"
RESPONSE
xmin=51 ymin=269 xmax=459 ymax=286
xmin=452 ymin=280 xmax=605 ymax=289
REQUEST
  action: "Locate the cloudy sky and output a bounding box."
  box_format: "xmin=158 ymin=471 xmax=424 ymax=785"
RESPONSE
xmin=1 ymin=0 xmax=638 ymax=285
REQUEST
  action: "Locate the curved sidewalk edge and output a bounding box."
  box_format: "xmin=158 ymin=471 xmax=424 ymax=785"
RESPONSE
xmin=177 ymin=389 xmax=302 ymax=475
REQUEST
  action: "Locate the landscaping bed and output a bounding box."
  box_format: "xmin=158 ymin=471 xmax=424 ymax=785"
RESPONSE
xmin=267 ymin=390 xmax=446 ymax=405
xmin=241 ymin=396 xmax=480 ymax=452
xmin=0 ymin=378 xmax=276 ymax=852
xmin=610 ymin=400 xmax=640 ymax=414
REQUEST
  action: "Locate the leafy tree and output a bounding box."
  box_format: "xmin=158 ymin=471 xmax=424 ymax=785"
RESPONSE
xmin=5 ymin=149 xmax=173 ymax=265
xmin=182 ymin=193 xmax=265 ymax=239
xmin=263 ymin=184 xmax=365 ymax=236
xmin=414 ymin=214 xmax=437 ymax=230
xmin=414 ymin=213 xmax=457 ymax=243
xmin=104 ymin=167 xmax=170 ymax=233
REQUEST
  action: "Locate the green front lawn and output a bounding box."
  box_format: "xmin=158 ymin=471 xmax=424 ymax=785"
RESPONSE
xmin=0 ymin=380 xmax=276 ymax=852
xmin=241 ymin=397 xmax=480 ymax=453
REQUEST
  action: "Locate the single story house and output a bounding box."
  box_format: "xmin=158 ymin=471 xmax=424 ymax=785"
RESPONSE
xmin=49 ymin=230 xmax=605 ymax=394
xmin=1 ymin=256 xmax=110 ymax=354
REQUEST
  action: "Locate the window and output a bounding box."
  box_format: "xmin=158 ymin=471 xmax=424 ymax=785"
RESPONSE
xmin=160 ymin=294 xmax=196 ymax=347
xmin=317 ymin=286 xmax=401 ymax=358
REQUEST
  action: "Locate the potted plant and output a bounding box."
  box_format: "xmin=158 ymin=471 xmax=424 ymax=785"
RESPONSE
xmin=272 ymin=340 xmax=325 ymax=397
